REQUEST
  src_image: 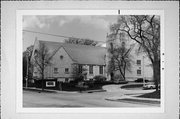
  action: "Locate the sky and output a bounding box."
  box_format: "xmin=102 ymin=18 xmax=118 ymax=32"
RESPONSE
xmin=23 ymin=15 xmax=119 ymax=51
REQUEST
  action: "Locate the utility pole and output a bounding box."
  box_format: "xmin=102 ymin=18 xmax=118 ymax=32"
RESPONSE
xmin=26 ymin=51 xmax=29 ymax=88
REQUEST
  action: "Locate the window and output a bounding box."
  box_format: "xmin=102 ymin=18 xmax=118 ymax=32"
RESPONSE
xmin=54 ymin=68 xmax=58 ymax=74
xmin=89 ymin=65 xmax=93 ymax=74
xmin=65 ymin=68 xmax=69 ymax=74
xmin=60 ymin=55 xmax=63 ymax=59
xmin=99 ymin=66 xmax=103 ymax=74
xmin=79 ymin=65 xmax=83 ymax=73
xmin=137 ymin=69 xmax=141 ymax=75
xmin=137 ymin=60 xmax=141 ymax=65
xmin=65 ymin=78 xmax=69 ymax=83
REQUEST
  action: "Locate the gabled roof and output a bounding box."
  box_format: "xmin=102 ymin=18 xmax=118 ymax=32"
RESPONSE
xmin=39 ymin=40 xmax=106 ymax=65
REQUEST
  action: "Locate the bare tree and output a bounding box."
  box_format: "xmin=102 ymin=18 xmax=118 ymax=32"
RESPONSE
xmin=107 ymin=34 xmax=133 ymax=81
xmin=33 ymin=43 xmax=52 ymax=91
xmin=64 ymin=37 xmax=98 ymax=46
xmin=111 ymin=15 xmax=160 ymax=90
xmin=23 ymin=45 xmax=34 ymax=86
xmin=71 ymin=64 xmax=87 ymax=82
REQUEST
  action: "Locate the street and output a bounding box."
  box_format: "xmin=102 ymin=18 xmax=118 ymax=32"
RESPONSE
xmin=23 ymin=84 xmax=160 ymax=107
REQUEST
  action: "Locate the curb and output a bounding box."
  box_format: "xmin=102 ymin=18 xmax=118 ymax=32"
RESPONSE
xmin=23 ymin=87 xmax=78 ymax=94
xmin=105 ymin=95 xmax=160 ymax=104
xmin=23 ymin=87 xmax=106 ymax=94
xmin=82 ymin=89 xmax=106 ymax=93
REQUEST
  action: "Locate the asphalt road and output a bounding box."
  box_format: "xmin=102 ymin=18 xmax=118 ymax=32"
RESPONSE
xmin=23 ymin=87 xmax=158 ymax=108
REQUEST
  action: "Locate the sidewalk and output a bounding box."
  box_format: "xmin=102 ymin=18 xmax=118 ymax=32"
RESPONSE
xmin=103 ymin=84 xmax=160 ymax=105
xmin=23 ymin=87 xmax=78 ymax=94
xmin=105 ymin=95 xmax=160 ymax=105
xmin=23 ymin=87 xmax=105 ymax=94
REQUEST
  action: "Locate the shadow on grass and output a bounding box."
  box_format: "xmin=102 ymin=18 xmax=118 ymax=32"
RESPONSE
xmin=137 ymin=90 xmax=160 ymax=99
xmin=121 ymin=84 xmax=143 ymax=89
xmin=119 ymin=98 xmax=160 ymax=104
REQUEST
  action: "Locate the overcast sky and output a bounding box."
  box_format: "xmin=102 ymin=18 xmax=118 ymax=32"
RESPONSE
xmin=23 ymin=15 xmax=118 ymax=51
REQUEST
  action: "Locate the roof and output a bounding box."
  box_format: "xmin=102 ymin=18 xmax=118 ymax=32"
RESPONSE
xmin=39 ymin=40 xmax=106 ymax=65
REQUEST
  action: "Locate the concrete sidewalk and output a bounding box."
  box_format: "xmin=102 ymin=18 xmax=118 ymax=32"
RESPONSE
xmin=23 ymin=87 xmax=105 ymax=94
xmin=103 ymin=84 xmax=160 ymax=105
xmin=105 ymin=95 xmax=160 ymax=102
xmin=23 ymin=87 xmax=78 ymax=94
xmin=105 ymin=95 xmax=160 ymax=106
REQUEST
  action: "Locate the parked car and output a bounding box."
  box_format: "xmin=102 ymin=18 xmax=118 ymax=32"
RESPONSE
xmin=143 ymin=84 xmax=156 ymax=89
xmin=135 ymin=78 xmax=149 ymax=83
xmin=158 ymin=84 xmax=160 ymax=90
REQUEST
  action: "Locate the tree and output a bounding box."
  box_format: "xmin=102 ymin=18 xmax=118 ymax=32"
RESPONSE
xmin=32 ymin=43 xmax=52 ymax=91
xmin=23 ymin=45 xmax=34 ymax=86
xmin=111 ymin=15 xmax=160 ymax=90
xmin=71 ymin=64 xmax=87 ymax=83
xmin=107 ymin=33 xmax=133 ymax=81
xmin=64 ymin=37 xmax=98 ymax=46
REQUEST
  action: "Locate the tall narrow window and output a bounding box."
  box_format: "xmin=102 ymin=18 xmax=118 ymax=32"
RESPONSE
xmin=65 ymin=78 xmax=69 ymax=83
xmin=137 ymin=69 xmax=141 ymax=75
xmin=65 ymin=68 xmax=69 ymax=74
xmin=54 ymin=67 xmax=58 ymax=74
xmin=79 ymin=65 xmax=82 ymax=73
xmin=99 ymin=66 xmax=103 ymax=74
xmin=89 ymin=65 xmax=93 ymax=74
xmin=137 ymin=60 xmax=141 ymax=65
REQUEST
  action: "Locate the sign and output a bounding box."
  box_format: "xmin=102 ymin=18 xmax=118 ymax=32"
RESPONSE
xmin=45 ymin=81 xmax=56 ymax=87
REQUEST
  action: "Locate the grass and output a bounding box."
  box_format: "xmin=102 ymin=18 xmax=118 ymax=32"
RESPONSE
xmin=119 ymin=98 xmax=160 ymax=104
xmin=137 ymin=90 xmax=160 ymax=99
xmin=61 ymin=83 xmax=104 ymax=91
xmin=121 ymin=84 xmax=143 ymax=89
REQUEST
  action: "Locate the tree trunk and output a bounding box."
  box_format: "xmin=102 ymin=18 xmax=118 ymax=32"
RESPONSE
xmin=153 ymin=60 xmax=160 ymax=91
xmin=119 ymin=66 xmax=126 ymax=81
xmin=123 ymin=62 xmax=126 ymax=81
xmin=121 ymin=73 xmax=126 ymax=81
xmin=110 ymin=72 xmax=114 ymax=81
xmin=41 ymin=72 xmax=44 ymax=91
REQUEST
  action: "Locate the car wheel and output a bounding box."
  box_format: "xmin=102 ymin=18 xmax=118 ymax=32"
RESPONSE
xmin=150 ymin=86 xmax=153 ymax=89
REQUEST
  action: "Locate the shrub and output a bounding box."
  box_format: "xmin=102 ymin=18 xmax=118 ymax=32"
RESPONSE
xmin=93 ymin=75 xmax=107 ymax=83
xmin=84 ymin=80 xmax=94 ymax=88
xmin=135 ymin=78 xmax=149 ymax=82
xmin=70 ymin=74 xmax=84 ymax=85
xmin=114 ymin=74 xmax=123 ymax=80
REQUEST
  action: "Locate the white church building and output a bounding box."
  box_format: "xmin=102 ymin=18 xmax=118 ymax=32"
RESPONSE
xmin=30 ymin=36 xmax=153 ymax=83
xmin=31 ymin=40 xmax=106 ymax=83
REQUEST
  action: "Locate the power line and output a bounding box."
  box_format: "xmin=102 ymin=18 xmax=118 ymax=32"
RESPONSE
xmin=23 ymin=29 xmax=71 ymax=39
xmin=23 ymin=29 xmax=106 ymax=43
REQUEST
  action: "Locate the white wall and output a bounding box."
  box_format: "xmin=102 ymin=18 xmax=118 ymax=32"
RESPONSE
xmin=125 ymin=54 xmax=153 ymax=81
xmin=46 ymin=47 xmax=74 ymax=80
xmin=32 ymin=44 xmax=107 ymax=82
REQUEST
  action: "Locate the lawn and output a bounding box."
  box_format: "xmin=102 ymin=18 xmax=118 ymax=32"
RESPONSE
xmin=137 ymin=90 xmax=160 ymax=99
xmin=121 ymin=84 xmax=143 ymax=89
xmin=62 ymin=81 xmax=128 ymax=91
